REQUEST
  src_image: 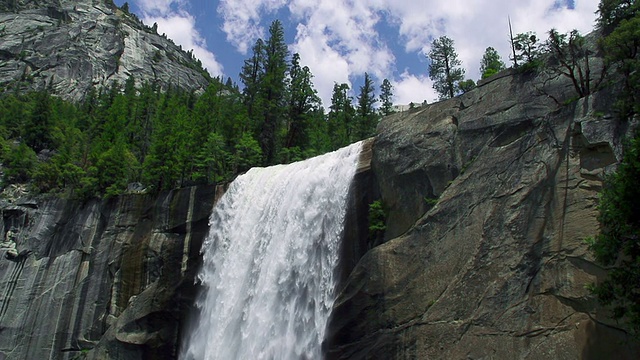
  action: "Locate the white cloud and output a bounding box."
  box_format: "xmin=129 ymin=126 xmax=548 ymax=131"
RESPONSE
xmin=217 ymin=0 xmax=288 ymax=54
xmin=291 ymin=24 xmax=351 ymax=107
xmin=393 ymin=71 xmax=438 ymax=105
xmin=135 ymin=0 xmax=185 ymax=15
xmin=133 ymin=0 xmax=224 ymax=76
xmin=288 ymin=0 xmax=396 ymax=105
xmin=215 ymin=0 xmax=599 ymax=107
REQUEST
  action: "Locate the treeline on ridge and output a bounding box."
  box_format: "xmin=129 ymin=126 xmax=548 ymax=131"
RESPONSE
xmin=0 ymin=20 xmax=392 ymax=199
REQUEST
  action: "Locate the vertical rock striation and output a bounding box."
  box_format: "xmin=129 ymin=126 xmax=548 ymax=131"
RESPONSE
xmin=0 ymin=185 xmax=219 ymax=359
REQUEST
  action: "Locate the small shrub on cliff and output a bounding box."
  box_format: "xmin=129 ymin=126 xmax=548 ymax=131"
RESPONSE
xmin=511 ymin=32 xmax=542 ymax=70
xmin=368 ymin=200 xmax=387 ymax=241
xmin=479 ymin=46 xmax=506 ymax=79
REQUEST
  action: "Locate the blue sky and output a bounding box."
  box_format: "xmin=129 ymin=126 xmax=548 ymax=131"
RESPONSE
xmin=114 ymin=0 xmax=599 ymax=107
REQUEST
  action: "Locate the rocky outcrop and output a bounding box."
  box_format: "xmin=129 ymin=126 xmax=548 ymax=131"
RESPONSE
xmin=0 ymin=185 xmax=221 ymax=359
xmin=0 ymin=0 xmax=210 ymax=102
xmin=326 ymin=65 xmax=640 ymax=358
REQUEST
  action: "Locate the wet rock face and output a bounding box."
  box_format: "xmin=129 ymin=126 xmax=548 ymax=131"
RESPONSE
xmin=0 ymin=0 xmax=210 ymax=102
xmin=0 ymin=185 xmax=219 ymax=360
xmin=326 ymin=67 xmax=640 ymax=359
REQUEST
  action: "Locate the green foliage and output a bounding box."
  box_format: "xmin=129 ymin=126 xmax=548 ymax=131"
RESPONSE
xmin=480 ymin=47 xmax=506 ymax=79
xmin=2 ymin=142 xmax=37 ymax=184
xmin=589 ymin=134 xmax=640 ymax=336
xmin=355 ymin=72 xmax=378 ymax=139
xmin=328 ymin=83 xmax=355 ymax=149
xmin=0 ymin=18 xmax=395 ymax=199
xmin=193 ymin=132 xmax=230 ymax=183
xmin=428 ymin=36 xmax=465 ymax=100
xmin=97 ymin=139 xmax=140 ymax=197
xmin=153 ymin=50 xmax=162 ymax=62
xmin=424 ymin=196 xmax=439 ymax=206
xmin=597 ymin=0 xmax=639 ymax=32
xmin=368 ymin=199 xmax=387 ymax=241
xmin=379 ymin=78 xmax=394 ymax=116
xmin=511 ymin=32 xmax=541 ymax=71
xmin=457 ymin=79 xmax=476 ymax=94
xmin=234 ymin=132 xmax=262 ymax=173
xmin=601 ymin=11 xmax=640 ymax=117
xmin=24 ymin=91 xmax=55 ymax=152
xmin=546 ymin=29 xmax=598 ymax=98
xmin=284 ymin=53 xmax=321 ymax=153
xmin=258 ymin=20 xmax=289 ymax=165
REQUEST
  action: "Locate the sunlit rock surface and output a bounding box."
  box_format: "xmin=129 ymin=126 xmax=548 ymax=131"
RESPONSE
xmin=0 ymin=0 xmax=210 ymax=101
xmin=325 ymin=66 xmax=640 ymax=358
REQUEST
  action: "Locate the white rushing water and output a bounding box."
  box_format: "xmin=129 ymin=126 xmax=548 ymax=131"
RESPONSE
xmin=181 ymin=141 xmax=363 ymax=360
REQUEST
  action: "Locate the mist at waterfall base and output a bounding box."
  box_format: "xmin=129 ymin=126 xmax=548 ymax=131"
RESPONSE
xmin=181 ymin=142 xmax=363 ymax=360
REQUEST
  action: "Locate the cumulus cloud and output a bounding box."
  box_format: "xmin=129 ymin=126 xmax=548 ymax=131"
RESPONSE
xmin=393 ymin=71 xmax=437 ymax=105
xmin=288 ymin=0 xmax=395 ymax=105
xmin=214 ymin=0 xmax=598 ymax=106
xmin=133 ymin=0 xmax=224 ymax=76
xmin=217 ymin=0 xmax=288 ymax=54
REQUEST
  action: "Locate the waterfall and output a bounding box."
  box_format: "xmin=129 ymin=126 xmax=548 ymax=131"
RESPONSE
xmin=181 ymin=141 xmax=363 ymax=360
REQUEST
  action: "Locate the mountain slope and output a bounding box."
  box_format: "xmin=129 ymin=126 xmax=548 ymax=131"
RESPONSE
xmin=0 ymin=0 xmax=210 ymax=101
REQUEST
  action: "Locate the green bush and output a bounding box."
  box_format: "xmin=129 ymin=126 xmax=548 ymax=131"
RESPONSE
xmin=588 ymin=134 xmax=640 ymax=337
xmin=2 ymin=143 xmax=37 ymax=184
xmin=368 ymin=199 xmax=387 ymax=240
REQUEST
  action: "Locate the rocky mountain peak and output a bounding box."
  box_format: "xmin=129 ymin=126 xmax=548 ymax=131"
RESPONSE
xmin=0 ymin=0 xmax=211 ymax=102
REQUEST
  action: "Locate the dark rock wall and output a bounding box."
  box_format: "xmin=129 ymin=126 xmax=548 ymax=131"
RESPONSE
xmin=326 ymin=67 xmax=640 ymax=359
xmin=0 ymin=185 xmax=219 ymax=359
xmin=337 ymin=138 xmax=381 ymax=287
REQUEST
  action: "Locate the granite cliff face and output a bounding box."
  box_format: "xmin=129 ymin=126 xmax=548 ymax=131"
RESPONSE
xmin=0 ymin=185 xmax=221 ymax=359
xmin=0 ymin=14 xmax=638 ymax=357
xmin=0 ymin=0 xmax=210 ymax=102
xmin=325 ymin=66 xmax=640 ymax=357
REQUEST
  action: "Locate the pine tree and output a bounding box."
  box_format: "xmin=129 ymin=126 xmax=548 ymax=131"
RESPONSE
xmin=327 ymin=83 xmax=355 ymax=149
xmin=356 ymin=72 xmax=378 ymax=139
xmin=24 ymin=91 xmax=54 ymax=152
xmin=259 ymin=19 xmax=289 ymax=165
xmin=240 ymin=39 xmax=265 ymax=122
xmin=511 ymin=32 xmax=540 ymax=66
xmin=589 ymin=134 xmax=640 ymax=336
xmin=285 ymin=53 xmax=321 ymax=151
xmin=379 ymin=78 xmax=394 ymax=116
xmin=479 ymin=47 xmax=506 ymax=79
xmin=428 ymin=36 xmax=465 ymax=99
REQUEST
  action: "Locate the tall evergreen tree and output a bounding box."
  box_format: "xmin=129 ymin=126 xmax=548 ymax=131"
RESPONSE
xmin=240 ymin=38 xmax=265 ymax=122
xmin=328 ymin=83 xmax=355 ymax=149
xmin=285 ymin=53 xmax=321 ymax=151
xmin=379 ymin=78 xmax=394 ymax=116
xmin=259 ymin=19 xmax=289 ymax=165
xmin=428 ymin=36 xmax=465 ymax=99
xmin=24 ymin=91 xmax=54 ymax=152
xmin=356 ymin=72 xmax=378 ymax=139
